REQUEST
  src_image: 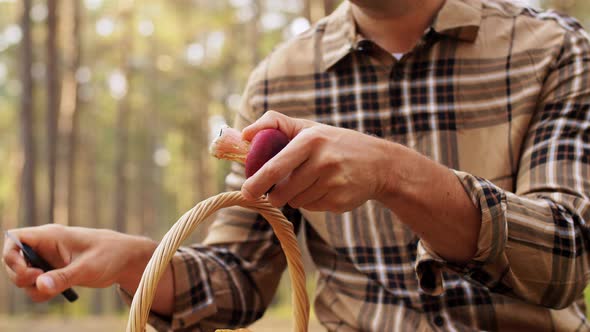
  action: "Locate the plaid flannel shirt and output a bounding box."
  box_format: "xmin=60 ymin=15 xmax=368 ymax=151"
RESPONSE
xmin=125 ymin=0 xmax=590 ymax=330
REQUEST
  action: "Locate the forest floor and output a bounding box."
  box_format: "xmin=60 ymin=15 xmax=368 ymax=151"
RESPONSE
xmin=0 ymin=316 xmax=325 ymax=332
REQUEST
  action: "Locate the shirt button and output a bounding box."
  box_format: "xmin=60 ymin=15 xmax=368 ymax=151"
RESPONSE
xmin=433 ymin=315 xmax=444 ymax=327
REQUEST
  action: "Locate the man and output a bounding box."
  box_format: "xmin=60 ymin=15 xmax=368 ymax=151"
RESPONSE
xmin=3 ymin=0 xmax=590 ymax=330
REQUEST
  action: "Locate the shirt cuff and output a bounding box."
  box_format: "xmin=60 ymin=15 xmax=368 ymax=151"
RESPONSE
xmin=117 ymin=248 xmax=218 ymax=332
xmin=415 ymin=170 xmax=508 ymax=295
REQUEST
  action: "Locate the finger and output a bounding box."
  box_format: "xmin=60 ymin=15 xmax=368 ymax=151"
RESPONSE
xmin=7 ymin=225 xmax=72 ymax=269
xmin=267 ymin=159 xmax=320 ymax=208
xmin=36 ymin=259 xmax=83 ymax=296
xmin=4 ymin=244 xmax=49 ymax=289
xmin=3 ymin=246 xmax=28 ymax=273
xmin=3 ymin=230 xmax=29 ymax=258
xmin=289 ymin=183 xmax=329 ymax=209
xmin=300 ymin=192 xmax=332 ymax=211
xmin=24 ymin=286 xmax=54 ymax=303
xmin=4 ymin=264 xmax=44 ymax=288
xmin=2 ymin=233 xmax=14 ymax=258
xmin=4 ymin=227 xmax=40 ymax=251
xmin=5 ymin=225 xmax=64 ymax=253
xmin=242 ymin=130 xmax=315 ymax=199
xmin=242 ymin=110 xmax=313 ymax=141
xmin=304 ymin=193 xmax=354 ymax=214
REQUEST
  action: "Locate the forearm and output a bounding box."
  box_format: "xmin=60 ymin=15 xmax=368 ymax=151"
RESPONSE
xmin=115 ymin=233 xmax=286 ymax=330
xmin=377 ymin=142 xmax=481 ymax=263
xmin=116 ymin=235 xmax=174 ymax=316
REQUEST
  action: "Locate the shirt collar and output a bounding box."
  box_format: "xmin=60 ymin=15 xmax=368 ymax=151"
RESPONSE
xmin=431 ymin=0 xmax=483 ymax=41
xmin=321 ymin=0 xmax=483 ymax=70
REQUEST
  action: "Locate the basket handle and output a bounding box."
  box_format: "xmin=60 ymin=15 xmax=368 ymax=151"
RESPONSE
xmin=126 ymin=191 xmax=310 ymax=332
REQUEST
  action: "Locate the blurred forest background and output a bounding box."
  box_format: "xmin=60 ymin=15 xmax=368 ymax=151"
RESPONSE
xmin=0 ymin=0 xmax=588 ymax=330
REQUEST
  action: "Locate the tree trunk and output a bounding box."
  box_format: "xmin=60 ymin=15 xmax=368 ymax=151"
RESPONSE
xmin=113 ymin=94 xmax=130 ymax=234
xmin=46 ymin=0 xmax=60 ymax=225
xmin=251 ymin=0 xmax=262 ymax=66
xmin=85 ymin=111 xmax=104 ymax=314
xmin=61 ymin=0 xmax=82 ymax=227
xmin=113 ymin=7 xmax=134 ymax=311
xmin=18 ymin=0 xmax=38 ymax=315
xmin=0 ymin=205 xmax=6 ymax=314
xmin=303 ymin=0 xmax=312 ymax=22
xmin=195 ymin=116 xmax=209 ymax=201
xmin=189 ymin=99 xmax=210 ymax=203
xmin=20 ymin=0 xmax=36 ymax=229
xmin=0 ymin=153 xmax=22 ymax=314
xmin=113 ymin=8 xmax=133 ymax=235
xmin=137 ymin=37 xmax=159 ymax=238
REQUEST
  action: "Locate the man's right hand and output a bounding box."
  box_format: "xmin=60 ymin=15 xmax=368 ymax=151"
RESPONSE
xmin=2 ymin=224 xmax=159 ymax=303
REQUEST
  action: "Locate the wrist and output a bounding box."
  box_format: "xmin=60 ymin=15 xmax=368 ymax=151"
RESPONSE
xmin=374 ymin=140 xmax=406 ymax=203
xmin=115 ymin=234 xmax=158 ymax=293
xmin=375 ymin=142 xmax=437 ymax=209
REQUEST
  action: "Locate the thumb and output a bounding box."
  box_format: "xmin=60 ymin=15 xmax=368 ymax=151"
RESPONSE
xmin=36 ymin=261 xmax=82 ymax=296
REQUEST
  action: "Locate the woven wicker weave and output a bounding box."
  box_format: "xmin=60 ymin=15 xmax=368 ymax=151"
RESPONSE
xmin=126 ymin=191 xmax=309 ymax=332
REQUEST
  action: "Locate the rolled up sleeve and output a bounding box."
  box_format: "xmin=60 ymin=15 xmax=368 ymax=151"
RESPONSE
xmin=416 ymin=27 xmax=590 ymax=309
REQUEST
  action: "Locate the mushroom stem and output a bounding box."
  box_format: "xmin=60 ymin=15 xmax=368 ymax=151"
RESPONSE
xmin=209 ymin=125 xmax=250 ymax=164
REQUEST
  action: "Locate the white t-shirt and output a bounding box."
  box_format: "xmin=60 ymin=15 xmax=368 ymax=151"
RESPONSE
xmin=393 ymin=53 xmax=404 ymax=60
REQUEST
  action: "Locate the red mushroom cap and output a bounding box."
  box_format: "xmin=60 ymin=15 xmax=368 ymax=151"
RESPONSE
xmin=245 ymin=129 xmax=289 ymax=178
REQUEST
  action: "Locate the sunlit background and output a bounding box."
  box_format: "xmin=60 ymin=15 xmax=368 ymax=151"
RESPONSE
xmin=0 ymin=0 xmax=587 ymax=331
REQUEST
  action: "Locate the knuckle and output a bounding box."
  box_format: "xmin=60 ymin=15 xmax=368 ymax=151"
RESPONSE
xmin=26 ymin=289 xmax=49 ymax=303
xmin=3 ymin=253 xmax=15 ymax=268
xmin=302 ymin=127 xmax=324 ymax=143
xmin=318 ymin=153 xmax=342 ymax=172
xmin=333 ymin=175 xmax=348 ymax=187
xmin=323 ymin=175 xmax=345 ymax=190
xmin=263 ymin=164 xmax=281 ymax=182
xmin=327 ymin=150 xmax=345 ymax=166
xmin=318 ymin=160 xmax=334 ymax=173
xmin=3 ymin=253 xmax=22 ymax=272
xmin=37 ymin=223 xmax=65 ymax=238
xmin=15 ymin=274 xmax=32 ymax=288
xmin=45 ymin=223 xmax=65 ymax=233
xmin=262 ymin=110 xmax=283 ymax=124
xmin=55 ymin=270 xmax=71 ymax=287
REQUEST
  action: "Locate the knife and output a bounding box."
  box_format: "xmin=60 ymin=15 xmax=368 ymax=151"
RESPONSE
xmin=5 ymin=231 xmax=79 ymax=302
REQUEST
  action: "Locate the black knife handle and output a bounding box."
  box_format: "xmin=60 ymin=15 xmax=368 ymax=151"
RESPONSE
xmin=21 ymin=243 xmax=79 ymax=302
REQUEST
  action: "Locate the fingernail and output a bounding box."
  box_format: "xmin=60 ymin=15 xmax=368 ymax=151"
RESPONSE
xmin=38 ymin=275 xmax=55 ymax=290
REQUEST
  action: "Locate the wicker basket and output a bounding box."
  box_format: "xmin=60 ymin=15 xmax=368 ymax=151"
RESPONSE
xmin=126 ymin=191 xmax=310 ymax=332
